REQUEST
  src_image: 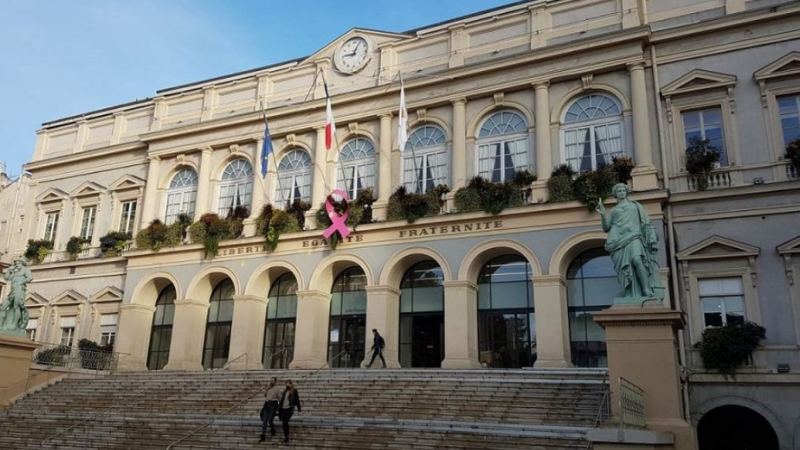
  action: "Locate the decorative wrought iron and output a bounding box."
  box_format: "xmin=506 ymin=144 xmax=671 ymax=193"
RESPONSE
xmin=619 ymin=377 xmax=646 ymax=429
xmin=32 ymin=342 xmax=120 ymax=371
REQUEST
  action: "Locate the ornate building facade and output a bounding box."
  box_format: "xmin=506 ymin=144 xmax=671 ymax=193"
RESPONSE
xmin=8 ymin=0 xmax=800 ymax=447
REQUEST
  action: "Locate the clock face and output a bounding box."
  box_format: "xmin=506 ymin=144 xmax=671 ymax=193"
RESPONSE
xmin=335 ymin=37 xmax=370 ymax=74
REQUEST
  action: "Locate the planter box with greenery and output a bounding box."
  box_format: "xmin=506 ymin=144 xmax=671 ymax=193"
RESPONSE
xmin=135 ymin=217 xmax=188 ymax=252
xmin=547 ymin=164 xmax=577 ymax=203
xmin=256 ymin=205 xmax=302 ymax=252
xmin=66 ymin=236 xmax=89 ymax=261
xmin=99 ymin=231 xmax=132 ymax=257
xmin=189 ymin=208 xmax=248 ymax=259
xmin=786 ymin=138 xmax=800 ymax=174
xmin=694 ymin=321 xmax=766 ymax=378
xmin=547 ymin=158 xmax=634 ymax=209
xmin=685 ymin=137 xmax=722 ymax=191
xmin=34 ymin=345 xmax=72 ymax=366
xmin=454 ymin=172 xmax=532 ymax=215
xmin=387 ymin=186 xmax=444 ymax=223
xmin=24 ymin=239 xmax=54 ymax=264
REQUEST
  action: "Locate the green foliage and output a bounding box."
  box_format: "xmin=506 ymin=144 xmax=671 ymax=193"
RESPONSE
xmin=572 ymin=165 xmax=618 ymax=211
xmin=174 ymin=213 xmax=193 ymax=240
xmin=453 ymin=177 xmax=524 ymax=215
xmin=612 ymin=156 xmax=634 ymax=184
xmin=257 ymin=205 xmax=301 ymax=252
xmin=189 ymin=213 xmax=242 ymax=259
xmin=25 ymin=239 xmax=54 ymax=264
xmin=786 ymin=138 xmax=800 ymax=172
xmin=551 ymin=164 xmax=576 ymax=178
xmin=355 ymin=187 xmax=377 ymax=224
xmin=512 ymin=169 xmax=538 ymax=187
xmin=99 ymin=231 xmax=131 ymax=258
xmin=77 ymin=339 xmax=114 ymax=370
xmin=454 ymin=186 xmax=482 ymax=212
xmin=66 ymin=236 xmax=89 ymax=261
xmin=34 ymin=345 xmax=71 ymax=366
xmin=547 ymin=174 xmax=576 ymax=202
xmin=387 ymin=186 xmax=434 ymax=223
xmin=135 ymin=219 xmax=181 ymax=252
xmin=685 ymin=136 xmax=721 ymax=187
xmin=694 ymin=322 xmax=766 ymax=378
xmin=286 ymin=200 xmax=311 ymax=229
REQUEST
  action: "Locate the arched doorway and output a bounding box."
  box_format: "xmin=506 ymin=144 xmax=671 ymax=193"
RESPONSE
xmin=328 ymin=267 xmax=367 ymax=368
xmin=698 ymin=405 xmax=779 ymax=450
xmin=566 ymin=248 xmax=617 ymax=367
xmin=147 ymin=285 xmax=176 ymax=370
xmin=202 ymin=279 xmax=234 ymax=369
xmin=477 ymin=255 xmax=536 ymax=368
xmin=399 ymin=261 xmax=445 ymax=368
xmin=263 ymin=273 xmax=297 ymax=369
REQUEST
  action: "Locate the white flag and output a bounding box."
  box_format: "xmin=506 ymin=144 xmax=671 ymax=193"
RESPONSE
xmin=398 ymin=83 xmax=408 ymax=152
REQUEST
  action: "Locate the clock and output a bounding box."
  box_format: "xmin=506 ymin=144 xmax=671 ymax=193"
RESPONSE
xmin=334 ymin=36 xmax=370 ymax=74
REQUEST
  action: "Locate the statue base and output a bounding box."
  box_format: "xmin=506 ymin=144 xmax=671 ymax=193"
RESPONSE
xmin=613 ymin=287 xmax=666 ymax=307
xmin=0 ymin=333 xmax=40 ymax=408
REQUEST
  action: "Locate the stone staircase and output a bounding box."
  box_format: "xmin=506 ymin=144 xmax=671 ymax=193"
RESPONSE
xmin=0 ymin=368 xmax=608 ymax=449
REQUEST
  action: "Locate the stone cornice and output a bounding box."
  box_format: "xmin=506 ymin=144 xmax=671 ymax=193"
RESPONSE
xmin=364 ymin=285 xmax=401 ymax=296
xmin=24 ymin=141 xmax=146 ymax=173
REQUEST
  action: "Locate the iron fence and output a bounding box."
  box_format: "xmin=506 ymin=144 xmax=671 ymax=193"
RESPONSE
xmin=619 ymin=377 xmax=646 ymax=429
xmin=32 ymin=342 xmax=120 ymax=371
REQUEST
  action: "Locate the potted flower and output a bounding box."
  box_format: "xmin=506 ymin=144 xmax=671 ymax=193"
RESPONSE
xmin=685 ymin=137 xmax=721 ymax=190
xmin=785 ymin=137 xmax=800 ymax=175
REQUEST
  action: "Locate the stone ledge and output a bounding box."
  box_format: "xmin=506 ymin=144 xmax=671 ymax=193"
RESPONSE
xmin=587 ymin=428 xmax=674 ymax=445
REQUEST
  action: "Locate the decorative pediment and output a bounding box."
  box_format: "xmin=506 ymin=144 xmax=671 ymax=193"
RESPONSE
xmin=661 ymin=69 xmax=737 ymax=98
xmin=109 ymin=175 xmax=145 ymax=192
xmin=677 ymin=235 xmax=760 ymax=261
xmin=51 ymin=289 xmax=87 ymax=306
xmin=35 ymin=188 xmax=68 ymax=204
xmin=755 ymin=52 xmax=800 ymax=107
xmin=777 ymin=236 xmax=800 ymax=285
xmin=25 ymin=292 xmax=49 ymax=307
xmin=70 ymin=181 xmax=106 ymax=198
xmin=298 ymin=28 xmax=410 ymax=69
xmin=90 ymin=286 xmax=124 ymax=303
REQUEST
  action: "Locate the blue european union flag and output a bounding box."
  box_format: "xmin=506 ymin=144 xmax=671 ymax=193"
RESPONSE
xmin=260 ymin=114 xmax=273 ymax=179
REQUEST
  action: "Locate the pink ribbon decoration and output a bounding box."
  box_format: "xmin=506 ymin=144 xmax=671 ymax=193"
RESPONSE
xmin=323 ymin=189 xmax=351 ymax=239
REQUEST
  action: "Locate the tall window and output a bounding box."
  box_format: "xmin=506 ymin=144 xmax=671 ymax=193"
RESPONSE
xmin=165 ymin=168 xmax=198 ymax=225
xmin=263 ymin=273 xmax=298 ymax=369
xmin=26 ymin=318 xmax=38 ymax=341
xmin=99 ymin=314 xmax=118 ymax=347
xmin=202 ymin=279 xmax=234 ymax=370
xmin=44 ymin=212 xmax=59 ymax=242
xmin=700 ymin=278 xmax=745 ymax=328
xmin=80 ymin=206 xmax=97 ymax=241
xmin=563 ymin=94 xmax=624 ymax=172
xmin=683 ymin=107 xmax=728 ymax=166
xmin=60 ymin=317 xmax=76 ymax=347
xmin=477 ymin=111 xmax=529 ymax=182
xmin=778 ymin=94 xmax=800 ymax=145
xmin=338 ymin=138 xmax=376 ymax=198
xmin=218 ymin=159 xmax=253 ymax=216
xmin=403 ymin=126 xmax=449 ymax=193
xmin=119 ymin=201 xmax=137 ymax=234
xmin=328 ymin=267 xmax=367 ymax=368
xmin=567 ymin=248 xmax=617 ymax=368
xmin=399 ymin=261 xmax=445 ymax=368
xmin=276 ymin=150 xmax=312 ymax=209
xmin=478 ymin=255 xmax=536 ymax=368
xmin=147 ymin=285 xmax=176 ymax=370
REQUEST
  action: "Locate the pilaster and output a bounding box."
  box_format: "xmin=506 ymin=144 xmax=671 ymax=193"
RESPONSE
xmin=532 ymin=275 xmax=572 ymax=367
xmin=532 ymin=82 xmax=552 ymax=203
xmin=140 ymin=156 xmax=161 ymax=228
xmin=451 ymin=99 xmax=467 ymax=191
xmin=363 ymin=285 xmax=401 ymax=368
xmin=227 ymin=295 xmax=268 ymax=370
xmin=164 ymin=298 xmax=208 ymax=372
xmin=115 ymin=303 xmax=155 ymax=371
xmin=290 ymin=290 xmax=331 ymax=369
xmin=194 ymin=147 xmax=213 ymax=221
xmin=628 ymin=63 xmax=658 ymax=191
xmin=441 ymin=280 xmax=481 ymax=369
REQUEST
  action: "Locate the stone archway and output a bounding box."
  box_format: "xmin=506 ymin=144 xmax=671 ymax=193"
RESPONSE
xmin=698 ymin=405 xmax=779 ymax=450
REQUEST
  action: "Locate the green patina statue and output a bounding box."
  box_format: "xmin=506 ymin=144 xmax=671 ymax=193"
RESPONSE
xmin=596 ymin=183 xmax=664 ymax=306
xmin=0 ymin=259 xmax=33 ymax=336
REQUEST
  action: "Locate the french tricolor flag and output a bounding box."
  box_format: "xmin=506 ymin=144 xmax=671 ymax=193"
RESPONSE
xmin=324 ymin=82 xmax=336 ymax=151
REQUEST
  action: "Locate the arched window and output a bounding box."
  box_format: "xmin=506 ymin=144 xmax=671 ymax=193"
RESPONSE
xmin=698 ymin=405 xmax=779 ymax=450
xmin=202 ymin=279 xmax=234 ymax=370
xmin=403 ymin=125 xmax=449 ymax=193
xmin=217 ymin=159 xmax=253 ymax=216
xmin=399 ymin=261 xmax=445 ymax=368
xmin=165 ymin=168 xmax=198 ymax=225
xmin=147 ymin=285 xmax=176 ymax=370
xmin=338 ymin=138 xmax=376 ymax=198
xmin=276 ymin=150 xmax=312 ymax=209
xmin=263 ymin=273 xmax=298 ymax=369
xmin=477 ymin=255 xmax=536 ymax=368
xmin=477 ymin=110 xmax=530 ymax=182
xmin=562 ymin=94 xmax=625 ymax=172
xmin=328 ymin=267 xmax=367 ymax=368
xmin=566 ymin=248 xmax=617 ymax=367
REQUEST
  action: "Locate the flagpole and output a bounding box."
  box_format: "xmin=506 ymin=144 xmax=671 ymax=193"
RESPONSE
xmin=399 ymin=73 xmax=421 ymax=193
xmin=321 ymin=69 xmax=350 ymax=202
xmin=260 ymin=100 xmax=285 ymax=208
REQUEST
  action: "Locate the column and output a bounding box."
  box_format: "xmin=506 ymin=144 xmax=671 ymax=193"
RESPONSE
xmin=289 ymin=290 xmax=331 ymax=369
xmin=531 ymin=83 xmax=552 ymax=203
xmin=140 ymin=156 xmax=160 ymax=228
xmin=194 ymin=147 xmax=213 ymax=221
xmin=374 ymin=114 xmax=393 ymax=221
xmin=629 ymin=63 xmax=659 ymax=191
xmin=312 ymin=127 xmax=328 ymax=208
xmin=451 ymin=98 xmax=467 ymax=191
xmin=115 ymin=303 xmax=155 ymax=371
xmin=441 ymin=280 xmax=481 ymax=369
xmin=227 ymin=295 xmax=268 ymax=370
xmin=163 ymin=298 xmax=208 ymax=371
xmin=363 ymin=285 xmax=401 ymax=368
xmin=532 ymin=275 xmax=572 ymax=367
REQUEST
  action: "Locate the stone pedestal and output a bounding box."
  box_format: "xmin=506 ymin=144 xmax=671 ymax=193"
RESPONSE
xmin=0 ymin=334 xmax=40 ymax=407
xmin=593 ymin=306 xmax=698 ymax=450
xmin=363 ymin=285 xmax=401 ymax=368
xmin=116 ymin=303 xmax=155 ymax=371
xmin=290 ymin=290 xmax=331 ymax=369
xmin=228 ymin=295 xmax=268 ymax=370
xmin=441 ymin=281 xmax=481 ymax=369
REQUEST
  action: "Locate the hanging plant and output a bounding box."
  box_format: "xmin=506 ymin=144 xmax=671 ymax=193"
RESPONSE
xmin=257 ymin=204 xmax=301 ymax=252
xmin=547 ymin=164 xmax=576 ymax=203
xmin=225 ymin=205 xmax=249 ymax=238
xmin=135 ymin=219 xmax=181 ymax=251
xmin=173 ymin=213 xmax=193 ymax=241
xmin=387 ymin=186 xmax=433 ymax=223
xmin=512 ymin=169 xmax=538 ymax=187
xmin=453 ymin=176 xmax=524 ymax=215
xmin=685 ymin=137 xmax=721 ymax=191
xmin=189 ymin=213 xmax=237 ymax=259
xmin=99 ymin=231 xmax=132 ymax=258
xmin=612 ymin=156 xmax=634 ymax=184
xmin=66 ymin=236 xmax=90 ymax=261
xmin=286 ymin=200 xmax=311 ymax=229
xmin=694 ymin=322 xmax=766 ymax=378
xmin=786 ymin=138 xmax=800 ymax=173
xmin=355 ymin=187 xmax=376 ymax=224
xmin=24 ymin=239 xmax=54 ymax=264
xmin=572 ymin=164 xmax=618 ymax=212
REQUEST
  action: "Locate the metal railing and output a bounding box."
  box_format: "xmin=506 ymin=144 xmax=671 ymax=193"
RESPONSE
xmin=32 ymin=342 xmax=121 ymax=372
xmin=221 ymin=353 xmax=249 ymax=371
xmin=583 ymin=371 xmax=611 ymax=450
xmin=619 ymin=377 xmax=646 ymax=429
xmin=165 ymin=349 xmax=348 ymax=450
xmin=266 ymin=347 xmax=289 ymax=369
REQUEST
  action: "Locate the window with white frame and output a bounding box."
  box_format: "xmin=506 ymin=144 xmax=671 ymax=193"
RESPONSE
xmin=683 ymin=107 xmax=728 ymax=166
xmin=60 ymin=317 xmax=76 ymax=346
xmin=100 ymin=313 xmax=118 ymax=347
xmin=80 ymin=206 xmax=97 ymax=241
xmin=217 ymin=159 xmax=253 ymax=216
xmin=164 ymin=168 xmax=198 ymax=225
xmin=778 ymin=94 xmax=800 ymax=146
xmin=477 ymin=111 xmax=529 ymax=182
xmin=699 ymin=277 xmax=745 ymax=328
xmin=26 ymin=318 xmax=38 ymax=341
xmin=338 ymin=138 xmax=376 ymax=198
xmin=403 ymin=125 xmax=449 ymax=193
xmin=44 ymin=211 xmax=59 ymax=242
xmin=276 ymin=150 xmax=312 ymax=209
xmin=562 ymin=94 xmax=624 ymax=172
xmin=119 ymin=200 xmax=137 ymax=234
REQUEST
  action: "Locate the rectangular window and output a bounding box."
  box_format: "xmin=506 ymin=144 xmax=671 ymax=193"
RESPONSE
xmin=338 ymin=162 xmax=377 ymax=198
xmin=699 ymin=277 xmax=745 ymax=327
xmin=778 ymin=94 xmax=800 ymax=146
xmin=217 ymin=182 xmax=253 ymax=216
xmin=60 ymin=316 xmax=77 ymax=347
xmin=100 ymin=314 xmax=118 ymax=347
xmin=80 ymin=206 xmax=97 ymax=241
xmin=563 ymin=124 xmax=623 ymax=173
xmin=26 ymin=318 xmax=38 ymax=341
xmin=44 ymin=212 xmax=59 ymax=242
xmin=478 ymin=138 xmax=529 ymax=182
xmin=165 ymin=190 xmax=196 ymax=225
xmin=119 ymin=201 xmax=137 ymax=234
xmin=683 ymin=108 xmax=728 ymax=166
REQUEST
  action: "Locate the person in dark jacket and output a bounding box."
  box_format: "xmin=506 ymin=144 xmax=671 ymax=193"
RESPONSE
xmin=278 ymin=379 xmax=301 ymax=444
xmin=367 ymin=328 xmax=386 ymax=368
xmin=259 ymin=377 xmax=280 ymax=442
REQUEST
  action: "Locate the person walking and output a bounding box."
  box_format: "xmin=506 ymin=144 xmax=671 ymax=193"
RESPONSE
xmin=366 ymin=329 xmax=386 ymax=368
xmin=259 ymin=377 xmax=281 ymax=442
xmin=278 ymin=379 xmax=301 ymax=444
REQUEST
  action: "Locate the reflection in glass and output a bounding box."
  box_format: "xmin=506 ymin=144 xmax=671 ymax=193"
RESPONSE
xmin=263 ymin=273 xmax=298 ymax=369
xmin=147 ymin=285 xmax=176 ymax=370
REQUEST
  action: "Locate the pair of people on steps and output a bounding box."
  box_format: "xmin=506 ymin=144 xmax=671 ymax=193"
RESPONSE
xmin=260 ymin=378 xmax=301 ymax=444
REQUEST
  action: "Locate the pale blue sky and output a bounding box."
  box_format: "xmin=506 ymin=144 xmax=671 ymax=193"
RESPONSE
xmin=0 ymin=0 xmax=514 ymax=178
